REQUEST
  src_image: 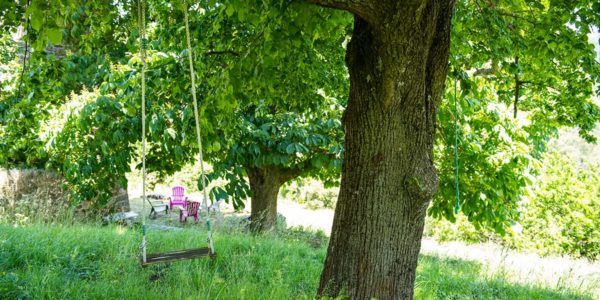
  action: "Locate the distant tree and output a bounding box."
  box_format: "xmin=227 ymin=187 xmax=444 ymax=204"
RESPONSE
xmin=208 ymin=102 xmax=343 ymax=232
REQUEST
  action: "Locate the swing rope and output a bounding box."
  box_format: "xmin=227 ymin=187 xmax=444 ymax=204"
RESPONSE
xmin=15 ymin=0 xmax=31 ymax=102
xmin=138 ymin=0 xmax=148 ymax=263
xmin=139 ymin=0 xmax=215 ymax=264
xmin=453 ymin=75 xmax=461 ymax=215
xmin=183 ymin=2 xmax=215 ymax=255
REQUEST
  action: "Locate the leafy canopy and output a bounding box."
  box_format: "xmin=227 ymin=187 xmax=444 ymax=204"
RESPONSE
xmin=0 ymin=0 xmax=597 ymax=232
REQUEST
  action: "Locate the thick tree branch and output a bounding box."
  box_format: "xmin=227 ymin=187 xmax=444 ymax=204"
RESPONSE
xmin=473 ymin=67 xmax=496 ymax=76
xmin=279 ymin=167 xmax=303 ymax=183
xmin=306 ymin=0 xmax=376 ymax=24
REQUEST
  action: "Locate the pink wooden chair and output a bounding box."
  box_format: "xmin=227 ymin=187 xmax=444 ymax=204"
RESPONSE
xmin=168 ymin=186 xmax=187 ymax=211
xmin=180 ymin=200 xmax=200 ymax=223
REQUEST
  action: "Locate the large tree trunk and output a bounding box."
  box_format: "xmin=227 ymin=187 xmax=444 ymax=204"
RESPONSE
xmin=317 ymin=2 xmax=454 ymax=299
xmin=246 ymin=166 xmax=298 ymax=232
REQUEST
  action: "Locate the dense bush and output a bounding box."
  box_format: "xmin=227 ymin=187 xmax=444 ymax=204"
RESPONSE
xmin=518 ymin=152 xmax=599 ymax=259
xmin=425 ymin=151 xmax=599 ymax=260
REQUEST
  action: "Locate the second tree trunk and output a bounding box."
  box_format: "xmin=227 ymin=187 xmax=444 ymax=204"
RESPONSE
xmin=247 ymin=167 xmax=293 ymax=232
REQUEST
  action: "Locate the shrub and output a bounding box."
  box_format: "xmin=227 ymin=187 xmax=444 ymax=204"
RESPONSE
xmin=517 ymin=152 xmax=599 ymax=259
xmin=425 ymin=152 xmax=600 ymax=260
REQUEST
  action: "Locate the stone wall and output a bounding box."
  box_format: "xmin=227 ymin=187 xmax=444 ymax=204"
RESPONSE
xmin=0 ymin=169 xmax=131 ymax=222
xmin=0 ymin=169 xmax=70 ymax=222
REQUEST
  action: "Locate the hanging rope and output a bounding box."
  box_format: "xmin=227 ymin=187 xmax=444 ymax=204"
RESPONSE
xmin=137 ymin=0 xmax=148 ymax=263
xmin=183 ymin=3 xmax=214 ymax=255
xmin=453 ymin=75 xmax=461 ymax=214
xmin=15 ymin=0 xmax=31 ymax=102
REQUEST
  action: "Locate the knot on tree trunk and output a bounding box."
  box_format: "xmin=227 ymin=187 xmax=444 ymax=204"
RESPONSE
xmin=403 ymin=165 xmax=438 ymax=204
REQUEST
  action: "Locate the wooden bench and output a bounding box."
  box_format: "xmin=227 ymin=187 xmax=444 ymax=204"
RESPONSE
xmin=145 ymin=195 xmax=169 ymax=219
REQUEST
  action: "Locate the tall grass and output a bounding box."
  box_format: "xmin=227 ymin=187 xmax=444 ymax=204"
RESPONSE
xmin=1 ymin=223 xmax=594 ymax=299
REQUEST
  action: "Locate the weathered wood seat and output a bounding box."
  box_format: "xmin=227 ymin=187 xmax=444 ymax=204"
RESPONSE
xmin=141 ymin=247 xmax=216 ymax=267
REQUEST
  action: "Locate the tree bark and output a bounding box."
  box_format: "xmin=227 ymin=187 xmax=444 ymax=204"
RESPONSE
xmin=316 ymin=2 xmax=455 ymax=299
xmin=108 ymin=180 xmax=130 ymax=212
xmin=246 ymin=166 xmax=298 ymax=232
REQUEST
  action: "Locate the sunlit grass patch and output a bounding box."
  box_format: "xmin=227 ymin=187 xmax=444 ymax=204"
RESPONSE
xmin=0 ymin=223 xmax=594 ymax=299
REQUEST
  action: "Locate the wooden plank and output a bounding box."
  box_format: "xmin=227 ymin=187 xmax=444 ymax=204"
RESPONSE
xmin=145 ymin=224 xmax=182 ymax=231
xmin=141 ymin=247 xmax=216 ymax=267
xmin=153 ymin=205 xmax=168 ymax=212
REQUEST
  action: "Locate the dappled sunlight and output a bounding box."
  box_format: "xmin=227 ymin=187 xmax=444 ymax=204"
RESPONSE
xmin=115 ymin=225 xmax=126 ymax=235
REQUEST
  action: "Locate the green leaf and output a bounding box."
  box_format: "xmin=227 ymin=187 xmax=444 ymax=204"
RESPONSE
xmin=30 ymin=9 xmax=43 ymax=31
xmin=225 ymin=5 xmax=234 ymax=17
xmin=47 ymin=28 xmax=62 ymax=45
xmin=165 ymin=128 xmax=177 ymax=139
xmin=285 ymin=144 xmax=295 ymax=154
xmin=212 ymin=141 xmax=221 ymax=152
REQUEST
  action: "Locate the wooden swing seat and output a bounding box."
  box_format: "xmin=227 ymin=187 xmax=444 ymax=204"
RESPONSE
xmin=141 ymin=247 xmax=216 ymax=267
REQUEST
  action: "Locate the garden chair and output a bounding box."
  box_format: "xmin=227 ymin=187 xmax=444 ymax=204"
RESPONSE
xmin=168 ymin=186 xmax=188 ymax=211
xmin=180 ymin=200 xmax=201 ymax=223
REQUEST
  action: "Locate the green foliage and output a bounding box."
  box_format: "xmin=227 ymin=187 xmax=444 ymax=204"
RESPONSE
xmin=0 ymin=223 xmax=595 ymax=299
xmin=425 ymin=213 xmax=489 ymax=244
xmin=431 ymin=75 xmax=537 ymax=233
xmin=429 ymin=1 xmax=600 ymax=234
xmin=0 ymin=51 xmax=113 ymax=168
xmin=426 ymin=151 xmax=600 ymax=260
xmin=2 ymin=0 xmax=351 ymax=210
xmin=451 ymin=0 xmax=599 ymax=142
xmin=182 ymin=1 xmax=350 ymax=208
xmin=428 ymin=0 xmax=599 ymax=232
xmin=0 ymin=0 xmax=598 ymax=236
xmin=519 ymin=152 xmax=599 ymax=259
xmin=1 ymin=1 xmax=130 ymax=53
xmin=0 ymin=4 xmax=131 ymax=206
xmin=0 ymin=31 xmax=19 ymax=95
xmin=0 ymin=272 xmax=28 ymax=300
xmin=49 ymin=92 xmax=137 ymax=204
xmin=208 ymin=101 xmax=344 ymax=208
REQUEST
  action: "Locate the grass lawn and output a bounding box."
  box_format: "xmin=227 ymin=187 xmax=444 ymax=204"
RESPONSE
xmin=0 ymin=223 xmax=594 ymax=299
